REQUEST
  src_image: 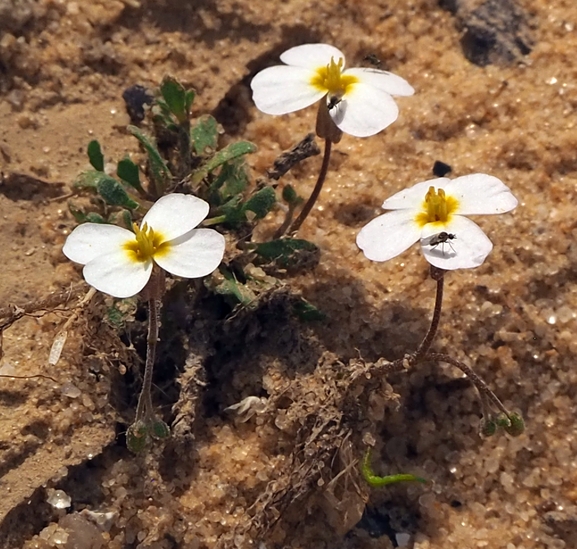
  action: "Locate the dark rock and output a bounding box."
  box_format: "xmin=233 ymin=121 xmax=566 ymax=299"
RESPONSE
xmin=121 ymin=84 xmax=154 ymax=124
xmin=543 ymin=508 xmax=577 ymax=546
xmin=440 ymin=0 xmax=533 ymax=66
xmin=433 ymin=160 xmax=452 ymax=177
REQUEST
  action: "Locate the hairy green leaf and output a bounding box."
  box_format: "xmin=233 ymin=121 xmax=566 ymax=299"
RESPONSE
xmin=214 ymin=269 xmax=255 ymax=307
xmin=292 ymin=298 xmax=326 ymax=321
xmin=96 ymin=174 xmax=139 ymax=209
xmin=209 ymin=159 xmax=249 ymax=204
xmin=191 ymin=114 xmax=219 ymax=155
xmin=191 ymin=141 xmax=256 ymax=185
xmin=243 ymin=186 xmax=276 ymax=219
xmin=159 ymin=76 xmax=193 ymax=123
xmin=254 ymin=238 xmax=317 ymax=261
xmin=128 ymin=125 xmax=171 ymax=195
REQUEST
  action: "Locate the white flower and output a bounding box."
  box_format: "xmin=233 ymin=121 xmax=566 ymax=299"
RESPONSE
xmin=63 ymin=194 xmax=225 ymax=298
xmin=250 ymin=43 xmax=414 ymax=138
xmin=357 ymin=174 xmax=518 ymax=270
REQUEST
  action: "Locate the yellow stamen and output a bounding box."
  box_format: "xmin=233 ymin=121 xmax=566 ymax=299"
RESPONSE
xmin=414 ymin=187 xmax=459 ymax=227
xmin=123 ymin=222 xmax=167 ymax=263
xmin=310 ymin=56 xmax=359 ymax=99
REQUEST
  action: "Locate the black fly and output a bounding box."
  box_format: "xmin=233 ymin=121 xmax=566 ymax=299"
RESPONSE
xmin=424 ymin=232 xmax=457 ymax=255
xmin=327 ymin=95 xmax=342 ymax=110
xmin=363 ymin=53 xmax=382 ymax=68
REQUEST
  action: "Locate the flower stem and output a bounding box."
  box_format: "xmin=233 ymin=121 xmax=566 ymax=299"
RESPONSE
xmin=426 ymin=352 xmax=510 ymax=417
xmin=412 ymin=266 xmax=445 ymax=364
xmin=288 ymin=138 xmax=332 ymax=234
xmin=135 ymin=297 xmax=161 ymax=423
xmin=273 ymin=202 xmax=298 ymax=240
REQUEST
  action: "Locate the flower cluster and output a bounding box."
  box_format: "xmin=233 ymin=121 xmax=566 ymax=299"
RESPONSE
xmin=65 ymin=43 xmax=519 ymax=301
xmin=63 ymin=194 xmax=225 ymax=298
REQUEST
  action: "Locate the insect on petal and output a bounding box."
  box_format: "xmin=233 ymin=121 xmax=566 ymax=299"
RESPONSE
xmin=420 ymin=216 xmax=493 ymax=270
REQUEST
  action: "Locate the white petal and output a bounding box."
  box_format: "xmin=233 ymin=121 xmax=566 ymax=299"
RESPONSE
xmin=420 ymin=216 xmax=493 ymax=270
xmin=142 ymin=193 xmax=209 ymax=242
xmin=331 ymin=83 xmax=399 ymax=137
xmin=63 ymin=223 xmax=134 ymax=265
xmin=357 ymin=210 xmax=421 ymax=262
xmin=444 ymin=174 xmax=518 ymax=215
xmin=251 ymin=65 xmax=326 ymax=115
xmin=154 ymin=228 xmax=225 ymax=279
xmin=382 ymin=178 xmax=450 ymax=210
xmin=84 ymin=250 xmax=153 ymax=298
xmin=344 ymin=67 xmax=414 ymax=96
xmin=280 ymin=43 xmax=345 ymax=69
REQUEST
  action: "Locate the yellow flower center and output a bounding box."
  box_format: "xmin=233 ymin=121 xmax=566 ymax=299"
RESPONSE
xmin=124 ymin=222 xmax=167 ymax=263
xmin=414 ymin=187 xmax=459 ymax=227
xmin=310 ymin=56 xmax=359 ymax=99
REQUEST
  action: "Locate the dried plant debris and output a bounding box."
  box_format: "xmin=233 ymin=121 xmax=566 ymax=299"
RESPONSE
xmin=228 ymin=353 xmax=405 ymax=546
xmin=441 ymin=0 xmax=533 ymax=66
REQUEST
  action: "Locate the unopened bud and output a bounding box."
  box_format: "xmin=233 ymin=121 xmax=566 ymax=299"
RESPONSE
xmin=282 ymin=184 xmax=300 ymax=205
xmin=504 ymin=412 xmax=525 ymax=437
xmin=127 ymin=420 xmax=148 ymax=453
xmin=150 ymin=417 xmax=170 ymax=439
xmin=315 ymin=99 xmax=343 ymax=144
xmin=480 ymin=417 xmax=497 ymax=437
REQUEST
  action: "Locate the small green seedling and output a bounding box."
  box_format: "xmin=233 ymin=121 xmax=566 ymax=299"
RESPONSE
xmin=361 ymin=449 xmax=427 ymax=487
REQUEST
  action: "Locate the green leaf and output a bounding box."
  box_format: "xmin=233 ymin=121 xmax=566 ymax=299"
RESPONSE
xmin=68 ymin=203 xmax=87 ymax=223
xmin=191 ymin=141 xmax=256 ymax=185
xmin=254 ymin=238 xmax=317 ymax=264
xmin=282 ymin=184 xmax=302 ymax=205
xmin=209 ymin=158 xmax=249 ymax=204
xmin=117 ymin=157 xmax=144 ymax=193
xmin=128 ymin=125 xmax=171 ymax=195
xmin=220 ymin=195 xmax=246 ymax=227
xmin=80 ymin=172 xmax=139 ymax=209
xmin=106 ymin=305 xmax=126 ymax=328
xmin=69 ymin=203 xmax=107 ymax=224
xmin=121 ymin=209 xmax=133 ymax=230
xmin=243 ymin=186 xmax=276 ymax=219
xmin=159 ymin=76 xmax=193 ymax=123
xmin=213 ymin=269 xmax=255 ymax=307
xmin=86 ymin=212 xmax=107 ymax=223
xmin=205 ymin=141 xmax=256 ymax=172
xmin=253 ymin=238 xmax=320 ymax=271
xmin=74 ymin=170 xmax=104 ymax=190
xmin=185 ymin=89 xmax=195 ymax=113
xmin=292 ymin=298 xmax=325 ymax=321
xmin=191 ymin=114 xmax=219 ymax=155
xmin=73 ymin=171 xmax=139 ymax=212
xmin=87 ymin=140 xmax=104 ymax=171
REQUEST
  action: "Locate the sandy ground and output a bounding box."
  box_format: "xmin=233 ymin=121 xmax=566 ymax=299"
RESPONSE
xmin=1 ymin=0 xmax=577 ymax=548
